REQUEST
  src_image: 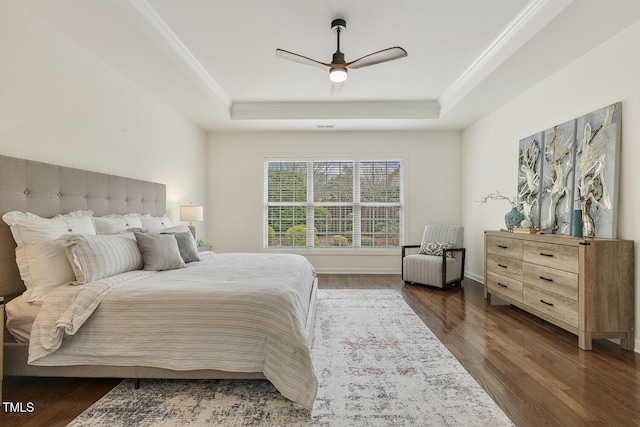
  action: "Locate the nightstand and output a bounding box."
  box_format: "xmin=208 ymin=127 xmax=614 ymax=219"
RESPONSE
xmin=197 ymin=244 xmax=212 ymax=252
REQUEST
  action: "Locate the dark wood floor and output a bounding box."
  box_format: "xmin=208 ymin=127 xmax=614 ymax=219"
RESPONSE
xmin=2 ymin=275 xmax=639 ymax=426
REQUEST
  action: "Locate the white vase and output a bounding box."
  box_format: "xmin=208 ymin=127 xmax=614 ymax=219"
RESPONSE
xmin=520 ymin=219 xmax=532 ymax=228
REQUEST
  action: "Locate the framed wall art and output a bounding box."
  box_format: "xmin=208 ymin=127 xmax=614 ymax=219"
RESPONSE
xmin=514 ymin=102 xmax=621 ymax=238
xmin=574 ymin=103 xmax=621 ymax=238
xmin=517 ymin=132 xmax=542 ymax=227
xmin=539 ymin=119 xmax=576 ymax=235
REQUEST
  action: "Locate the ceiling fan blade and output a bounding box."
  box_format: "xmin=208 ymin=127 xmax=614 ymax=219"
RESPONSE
xmin=276 ymin=49 xmax=331 ymax=71
xmin=346 ymin=46 xmax=408 ymax=69
xmin=330 ymin=81 xmax=344 ymax=98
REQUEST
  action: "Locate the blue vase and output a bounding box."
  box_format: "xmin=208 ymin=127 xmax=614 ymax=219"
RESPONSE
xmin=504 ymin=207 xmax=525 ymax=231
xmin=572 ymin=209 xmax=582 ymax=237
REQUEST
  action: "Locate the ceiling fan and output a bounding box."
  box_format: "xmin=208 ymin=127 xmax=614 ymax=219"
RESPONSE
xmin=276 ymin=18 xmax=408 ymax=95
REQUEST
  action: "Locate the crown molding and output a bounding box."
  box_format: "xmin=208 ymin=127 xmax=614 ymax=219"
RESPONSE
xmin=128 ymin=0 xmax=233 ymax=108
xmin=438 ymin=0 xmax=574 ymax=114
xmin=231 ymin=100 xmax=440 ymax=120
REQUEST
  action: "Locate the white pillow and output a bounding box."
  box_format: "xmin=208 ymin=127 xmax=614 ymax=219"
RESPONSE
xmin=15 ymin=242 xmax=76 ymax=302
xmin=58 ymin=233 xmax=143 ymax=284
xmin=93 ymin=214 xmax=143 ymax=235
xmin=1 ymin=210 xmax=96 ymax=301
xmin=139 ymin=214 xmax=173 ymax=230
xmin=2 ymin=210 xmax=96 ymax=245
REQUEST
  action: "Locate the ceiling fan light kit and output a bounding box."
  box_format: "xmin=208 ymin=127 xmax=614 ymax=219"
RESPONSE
xmin=329 ymin=67 xmax=348 ymax=83
xmin=276 ymin=17 xmax=407 ymax=92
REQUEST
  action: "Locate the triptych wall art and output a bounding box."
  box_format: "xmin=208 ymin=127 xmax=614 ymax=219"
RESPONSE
xmin=517 ymin=102 xmax=621 ymax=238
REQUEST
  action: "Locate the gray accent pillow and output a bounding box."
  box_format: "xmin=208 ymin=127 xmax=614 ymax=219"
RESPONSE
xmin=161 ymin=231 xmax=200 ymax=263
xmin=134 ymin=232 xmax=186 ymax=271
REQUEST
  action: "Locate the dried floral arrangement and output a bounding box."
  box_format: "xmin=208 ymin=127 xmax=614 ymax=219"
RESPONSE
xmin=477 ymin=191 xmax=518 ymax=208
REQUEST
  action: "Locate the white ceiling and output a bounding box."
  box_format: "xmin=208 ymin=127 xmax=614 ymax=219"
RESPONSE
xmin=24 ymin=0 xmax=640 ymax=132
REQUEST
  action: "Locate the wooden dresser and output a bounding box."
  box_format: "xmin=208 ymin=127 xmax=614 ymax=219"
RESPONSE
xmin=484 ymin=230 xmax=634 ymax=351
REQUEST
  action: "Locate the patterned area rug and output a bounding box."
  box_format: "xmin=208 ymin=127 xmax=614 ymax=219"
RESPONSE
xmin=69 ymin=290 xmax=513 ymax=426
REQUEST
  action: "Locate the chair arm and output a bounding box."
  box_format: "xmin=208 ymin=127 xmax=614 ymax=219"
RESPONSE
xmin=401 ymin=244 xmax=421 ymax=258
xmin=442 ymin=248 xmax=466 ymax=287
xmin=444 ymin=247 xmax=465 ymax=255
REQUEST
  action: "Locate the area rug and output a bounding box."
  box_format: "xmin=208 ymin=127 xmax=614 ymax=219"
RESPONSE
xmin=68 ymin=290 xmax=513 ymax=426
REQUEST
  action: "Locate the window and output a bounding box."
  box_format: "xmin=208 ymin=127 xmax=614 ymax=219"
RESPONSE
xmin=264 ymin=159 xmax=404 ymax=249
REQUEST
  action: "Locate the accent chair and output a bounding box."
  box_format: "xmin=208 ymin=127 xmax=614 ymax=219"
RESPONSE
xmin=402 ymin=225 xmax=466 ymax=288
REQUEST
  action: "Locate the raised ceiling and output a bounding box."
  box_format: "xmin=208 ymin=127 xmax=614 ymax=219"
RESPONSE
xmin=23 ymin=0 xmax=640 ymax=131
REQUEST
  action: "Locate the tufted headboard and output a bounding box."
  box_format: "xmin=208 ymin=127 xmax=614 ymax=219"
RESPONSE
xmin=0 ymin=154 xmax=166 ymax=298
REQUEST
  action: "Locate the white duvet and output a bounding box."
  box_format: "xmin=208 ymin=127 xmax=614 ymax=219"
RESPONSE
xmin=28 ymin=252 xmax=318 ymax=408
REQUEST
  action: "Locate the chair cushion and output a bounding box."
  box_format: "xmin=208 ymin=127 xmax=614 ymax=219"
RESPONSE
xmin=403 ymin=254 xmax=460 ymax=288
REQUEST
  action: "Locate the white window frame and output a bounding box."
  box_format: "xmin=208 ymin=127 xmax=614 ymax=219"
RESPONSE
xmin=263 ymin=156 xmax=405 ymax=253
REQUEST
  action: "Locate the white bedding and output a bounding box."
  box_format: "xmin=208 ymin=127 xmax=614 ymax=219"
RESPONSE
xmin=5 ymin=296 xmax=42 ymax=343
xmin=27 ymin=252 xmax=318 ymax=408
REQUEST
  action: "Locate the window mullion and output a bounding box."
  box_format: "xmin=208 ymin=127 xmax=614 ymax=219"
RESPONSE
xmin=263 ymin=162 xmax=269 ymax=248
xmin=399 ymin=164 xmax=405 ymax=246
xmin=352 ymin=160 xmax=361 ymax=248
xmin=306 ymin=161 xmax=314 ymax=247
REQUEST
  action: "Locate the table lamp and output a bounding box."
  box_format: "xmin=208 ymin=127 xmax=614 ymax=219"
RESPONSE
xmin=180 ymin=205 xmax=203 ymax=239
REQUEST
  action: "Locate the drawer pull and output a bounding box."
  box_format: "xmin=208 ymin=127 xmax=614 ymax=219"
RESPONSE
xmin=498 ymin=282 xmax=508 ymax=288
xmin=540 ymin=299 xmax=554 ymax=307
xmin=539 ymin=252 xmax=554 ymax=257
xmin=539 ymin=276 xmax=553 ymax=282
xmin=497 ymin=245 xmax=508 ymax=249
xmin=498 ymin=264 xmax=508 ymax=269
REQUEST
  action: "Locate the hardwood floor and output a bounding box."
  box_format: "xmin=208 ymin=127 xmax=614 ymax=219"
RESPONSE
xmin=1 ymin=274 xmax=639 ymax=426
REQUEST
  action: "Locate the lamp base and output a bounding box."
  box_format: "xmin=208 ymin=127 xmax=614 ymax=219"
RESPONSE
xmin=187 ymin=224 xmax=196 ymax=240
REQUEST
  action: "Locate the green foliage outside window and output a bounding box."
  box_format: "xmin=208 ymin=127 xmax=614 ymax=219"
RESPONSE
xmin=332 ymin=235 xmax=349 ymax=246
xmin=361 ymin=237 xmax=375 ymax=247
xmin=267 ymin=226 xmax=275 ymax=246
xmin=284 ymin=225 xmax=319 ymax=246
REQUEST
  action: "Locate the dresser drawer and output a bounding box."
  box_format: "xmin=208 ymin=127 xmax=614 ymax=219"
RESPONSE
xmin=523 ymin=263 xmax=578 ymax=300
xmin=523 ymin=241 xmax=578 ymax=273
xmin=486 ymin=236 xmax=523 ymax=260
xmin=486 ymin=252 xmax=523 ymax=281
xmin=523 ymin=284 xmax=578 ymax=327
xmin=487 ymin=271 xmax=523 ymax=302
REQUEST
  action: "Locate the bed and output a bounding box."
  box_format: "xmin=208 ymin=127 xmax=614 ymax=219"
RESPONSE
xmin=0 ymin=154 xmax=319 ymax=409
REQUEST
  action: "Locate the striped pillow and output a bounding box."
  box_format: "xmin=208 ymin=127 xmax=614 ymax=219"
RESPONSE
xmin=58 ymin=233 xmax=143 ymax=284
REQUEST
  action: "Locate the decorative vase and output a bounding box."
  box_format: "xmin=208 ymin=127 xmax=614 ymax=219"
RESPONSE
xmin=572 ymin=209 xmax=582 ymax=237
xmin=504 ymin=207 xmax=525 ymax=232
xmin=582 ymin=209 xmax=595 ymax=238
xmin=581 ymin=202 xmax=595 ymax=238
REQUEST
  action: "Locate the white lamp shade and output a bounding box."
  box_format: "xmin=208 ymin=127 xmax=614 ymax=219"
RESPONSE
xmin=180 ymin=205 xmax=203 ymax=222
xmin=329 ymin=67 xmax=348 ymax=83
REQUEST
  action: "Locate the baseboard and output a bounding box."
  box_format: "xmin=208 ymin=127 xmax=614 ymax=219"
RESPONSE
xmin=314 ymin=267 xmax=401 ymax=274
xmin=314 ymin=269 xmax=485 ymax=279
xmin=464 ymin=271 xmax=484 ymax=283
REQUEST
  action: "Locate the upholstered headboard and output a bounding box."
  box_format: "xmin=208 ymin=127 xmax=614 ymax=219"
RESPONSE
xmin=0 ymin=154 xmax=166 ymax=298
